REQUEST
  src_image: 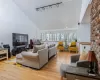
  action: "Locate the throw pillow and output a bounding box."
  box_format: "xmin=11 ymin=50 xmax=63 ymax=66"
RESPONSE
xmin=36 ymin=40 xmax=41 ymax=45
xmin=34 ymin=39 xmax=41 ymax=45
xmin=48 ymin=44 xmax=55 ymax=48
xmin=79 ymin=53 xmax=88 ymax=61
xmin=33 ymin=44 xmax=45 ymax=53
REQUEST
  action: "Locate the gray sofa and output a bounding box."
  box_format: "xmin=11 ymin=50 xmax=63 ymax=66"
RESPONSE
xmin=16 ymin=48 xmax=48 ymax=69
xmin=70 ymin=54 xmax=89 ymax=68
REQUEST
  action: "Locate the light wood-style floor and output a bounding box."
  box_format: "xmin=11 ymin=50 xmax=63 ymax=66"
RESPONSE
xmin=0 ymin=52 xmax=74 ymax=80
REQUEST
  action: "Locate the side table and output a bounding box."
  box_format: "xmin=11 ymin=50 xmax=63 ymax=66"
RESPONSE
xmin=0 ymin=49 xmax=8 ymax=60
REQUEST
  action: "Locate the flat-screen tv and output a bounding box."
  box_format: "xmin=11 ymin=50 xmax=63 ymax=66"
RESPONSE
xmin=12 ymin=33 xmax=28 ymax=47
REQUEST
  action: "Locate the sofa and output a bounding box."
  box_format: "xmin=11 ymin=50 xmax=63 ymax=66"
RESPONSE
xmin=16 ymin=47 xmax=48 ymax=69
xmin=70 ymin=54 xmax=89 ymax=68
xmin=16 ymin=44 xmax=57 ymax=69
xmin=48 ymin=46 xmax=57 ymax=59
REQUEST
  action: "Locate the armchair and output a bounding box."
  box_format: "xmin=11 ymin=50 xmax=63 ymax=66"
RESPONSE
xmin=57 ymin=41 xmax=64 ymax=51
xmin=68 ymin=42 xmax=78 ymax=53
xmin=70 ymin=54 xmax=89 ymax=68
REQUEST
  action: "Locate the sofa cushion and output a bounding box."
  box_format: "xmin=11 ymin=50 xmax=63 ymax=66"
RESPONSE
xmin=71 ymin=42 xmax=76 ymax=46
xmin=70 ymin=63 xmax=77 ymax=67
xmin=21 ymin=52 xmax=38 ymax=59
xmin=70 ymin=45 xmax=76 ymax=47
xmin=33 ymin=39 xmax=41 ymax=45
xmin=33 ymin=44 xmax=45 ymax=53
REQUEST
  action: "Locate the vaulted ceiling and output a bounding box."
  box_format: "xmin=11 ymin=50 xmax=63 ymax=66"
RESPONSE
xmin=81 ymin=4 xmax=91 ymax=24
xmin=13 ymin=0 xmax=82 ymax=30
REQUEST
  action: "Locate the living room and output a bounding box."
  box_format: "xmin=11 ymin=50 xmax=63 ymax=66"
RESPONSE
xmin=0 ymin=0 xmax=100 ymax=80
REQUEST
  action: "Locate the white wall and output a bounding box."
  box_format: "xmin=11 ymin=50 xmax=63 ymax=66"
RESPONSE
xmin=77 ymin=23 xmax=90 ymax=42
xmin=0 ymin=0 xmax=40 ymax=49
xmin=80 ymin=44 xmax=90 ymax=54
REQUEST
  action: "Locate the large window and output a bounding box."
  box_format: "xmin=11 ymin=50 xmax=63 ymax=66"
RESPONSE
xmin=41 ymin=31 xmax=77 ymax=42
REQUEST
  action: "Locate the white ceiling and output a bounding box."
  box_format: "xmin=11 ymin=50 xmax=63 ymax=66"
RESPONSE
xmin=13 ymin=0 xmax=82 ymax=30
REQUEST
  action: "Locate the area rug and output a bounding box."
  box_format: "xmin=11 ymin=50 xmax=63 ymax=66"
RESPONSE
xmin=4 ymin=57 xmax=22 ymax=67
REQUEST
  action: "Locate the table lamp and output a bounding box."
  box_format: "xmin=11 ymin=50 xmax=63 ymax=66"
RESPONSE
xmin=87 ymin=51 xmax=97 ymax=74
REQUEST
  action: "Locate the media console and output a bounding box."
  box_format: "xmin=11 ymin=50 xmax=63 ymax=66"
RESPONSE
xmin=0 ymin=49 xmax=8 ymax=60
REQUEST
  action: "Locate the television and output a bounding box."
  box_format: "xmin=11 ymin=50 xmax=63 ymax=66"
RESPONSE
xmin=12 ymin=33 xmax=28 ymax=47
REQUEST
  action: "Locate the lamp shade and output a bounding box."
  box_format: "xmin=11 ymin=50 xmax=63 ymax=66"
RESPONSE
xmin=87 ymin=51 xmax=97 ymax=62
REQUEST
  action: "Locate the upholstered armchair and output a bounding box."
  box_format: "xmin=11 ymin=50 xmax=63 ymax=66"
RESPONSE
xmin=70 ymin=54 xmax=89 ymax=68
xmin=57 ymin=41 xmax=64 ymax=51
xmin=68 ymin=42 xmax=78 ymax=53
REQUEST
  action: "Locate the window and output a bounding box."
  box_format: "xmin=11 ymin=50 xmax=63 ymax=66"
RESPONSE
xmin=46 ymin=33 xmax=49 ymax=41
xmin=41 ymin=31 xmax=77 ymax=42
xmin=61 ymin=33 xmax=64 ymax=41
xmin=57 ymin=33 xmax=60 ymax=41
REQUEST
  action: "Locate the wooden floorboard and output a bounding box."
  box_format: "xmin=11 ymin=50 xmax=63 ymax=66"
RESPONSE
xmin=0 ymin=52 xmax=74 ymax=80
